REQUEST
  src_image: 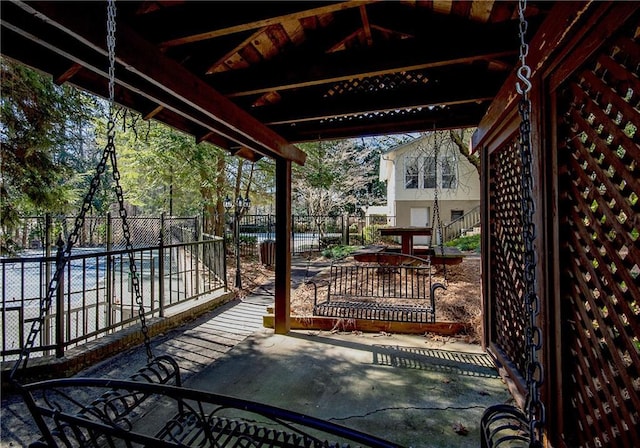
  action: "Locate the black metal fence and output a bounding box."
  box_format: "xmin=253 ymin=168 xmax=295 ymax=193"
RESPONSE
xmin=1 ymin=212 xmax=403 ymax=360
xmin=8 ymin=213 xmax=397 ymax=260
xmin=4 ymin=214 xmax=200 ymax=255
xmin=225 ymin=214 xmax=397 ymax=256
xmin=1 ymin=236 xmax=225 ymax=361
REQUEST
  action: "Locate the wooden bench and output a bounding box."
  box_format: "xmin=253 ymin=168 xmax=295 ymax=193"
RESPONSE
xmin=312 ymin=253 xmax=446 ymax=323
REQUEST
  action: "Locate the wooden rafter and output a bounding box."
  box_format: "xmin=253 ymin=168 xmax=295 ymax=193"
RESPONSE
xmin=275 ymin=101 xmax=490 ymax=142
xmin=359 ymin=5 xmax=373 ymax=47
xmin=8 ymin=1 xmax=305 ymax=165
xmin=158 ymin=1 xmax=377 ymax=48
xmin=53 ymin=63 xmax=83 ymax=85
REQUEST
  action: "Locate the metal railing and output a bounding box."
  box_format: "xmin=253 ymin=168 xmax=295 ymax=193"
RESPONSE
xmin=1 ymin=237 xmax=225 ymax=361
xmin=224 ymin=214 xmax=398 ymax=255
xmin=443 ymin=206 xmax=480 ymax=242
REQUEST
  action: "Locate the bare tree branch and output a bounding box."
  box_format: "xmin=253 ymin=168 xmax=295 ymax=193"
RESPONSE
xmin=449 ymin=129 xmax=480 ymax=174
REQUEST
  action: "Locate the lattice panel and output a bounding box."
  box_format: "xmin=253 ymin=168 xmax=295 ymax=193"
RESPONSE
xmin=324 ymin=71 xmax=429 ymax=98
xmin=557 ymin=17 xmax=640 ymax=448
xmin=488 ymin=136 xmax=528 ymax=376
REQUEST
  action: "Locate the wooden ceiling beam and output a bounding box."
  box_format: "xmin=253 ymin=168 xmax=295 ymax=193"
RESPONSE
xmin=143 ymin=104 xmax=165 ymax=120
xmin=1 ymin=15 xmax=259 ymax=153
xmin=1 ymin=28 xmax=244 ymax=156
xmin=10 ymin=1 xmax=305 ymax=165
xmin=359 ymin=5 xmax=373 ymax=47
xmin=157 ymin=1 xmax=377 ymax=48
xmin=214 ymin=40 xmax=516 ymax=98
xmin=276 ymin=102 xmax=488 ymax=142
xmin=253 ymin=75 xmax=502 ymax=125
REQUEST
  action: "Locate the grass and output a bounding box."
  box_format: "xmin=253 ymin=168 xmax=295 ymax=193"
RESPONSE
xmin=446 ymin=234 xmax=481 ymax=252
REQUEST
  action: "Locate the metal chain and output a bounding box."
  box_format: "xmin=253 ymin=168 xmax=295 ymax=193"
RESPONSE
xmin=106 ymin=0 xmax=153 ymax=362
xmin=516 ymin=1 xmax=545 ymax=446
xmin=10 ymin=0 xmax=152 ymax=380
xmin=107 ymin=0 xmax=116 ymax=115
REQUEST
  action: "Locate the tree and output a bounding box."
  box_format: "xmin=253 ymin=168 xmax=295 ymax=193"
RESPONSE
xmin=111 ymin=113 xmax=230 ymax=235
xmin=293 ymin=139 xmax=378 ymax=216
xmin=449 ymin=128 xmax=480 ymax=174
xmin=1 ymin=58 xmax=97 ymax=252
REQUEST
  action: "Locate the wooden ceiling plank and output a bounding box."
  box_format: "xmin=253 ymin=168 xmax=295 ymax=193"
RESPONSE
xmin=246 ymin=28 xmax=279 ymax=61
xmin=432 ymin=0 xmax=452 ymax=15
xmin=205 ymin=26 xmax=273 ymax=74
xmin=450 ymin=1 xmax=472 ymax=19
xmin=159 ymin=1 xmax=378 ymax=48
xmin=470 ymin=0 xmax=495 ymax=23
xmin=281 ymin=19 xmax=305 ymax=46
xmin=15 ymin=1 xmax=305 ymax=165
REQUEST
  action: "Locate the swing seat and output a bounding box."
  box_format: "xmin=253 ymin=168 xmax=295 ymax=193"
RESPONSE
xmin=23 ymin=377 xmax=400 ymax=448
xmin=479 ymin=404 xmax=532 ymax=448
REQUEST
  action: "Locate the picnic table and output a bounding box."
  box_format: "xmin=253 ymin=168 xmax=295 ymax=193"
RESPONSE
xmin=378 ymin=226 xmax=432 ymax=255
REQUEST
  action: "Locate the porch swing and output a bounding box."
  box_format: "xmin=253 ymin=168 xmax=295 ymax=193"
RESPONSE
xmin=479 ymin=1 xmax=546 ymax=447
xmin=10 ymin=2 xmax=400 ymax=447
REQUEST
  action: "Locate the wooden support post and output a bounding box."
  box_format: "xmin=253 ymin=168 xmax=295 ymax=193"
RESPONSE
xmin=274 ymin=158 xmax=291 ymax=334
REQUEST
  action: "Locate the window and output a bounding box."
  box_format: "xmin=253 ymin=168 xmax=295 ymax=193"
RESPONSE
xmin=451 ymin=210 xmax=464 ymax=222
xmin=404 ymin=156 xmax=419 ymax=189
xmin=442 ymin=157 xmax=457 ymax=189
xmin=404 ymin=154 xmax=457 ymax=189
xmin=424 ymin=156 xmax=436 ymax=188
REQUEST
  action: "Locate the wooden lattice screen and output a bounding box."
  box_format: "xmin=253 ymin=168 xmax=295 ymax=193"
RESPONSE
xmin=556 ymin=16 xmax=640 ymax=448
xmin=487 ymin=136 xmax=528 ymax=381
xmin=481 ymin=5 xmax=639 ymax=446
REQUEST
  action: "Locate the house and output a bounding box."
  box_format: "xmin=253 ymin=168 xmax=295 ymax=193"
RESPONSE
xmin=379 ymin=133 xmax=480 ymax=243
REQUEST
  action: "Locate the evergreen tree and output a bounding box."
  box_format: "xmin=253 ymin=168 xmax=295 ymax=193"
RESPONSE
xmin=1 ymin=58 xmax=96 ymax=252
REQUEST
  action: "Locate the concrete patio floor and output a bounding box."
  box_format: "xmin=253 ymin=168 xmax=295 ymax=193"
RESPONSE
xmin=175 ymin=328 xmax=511 ymax=448
xmin=1 ymin=256 xmax=512 ymax=447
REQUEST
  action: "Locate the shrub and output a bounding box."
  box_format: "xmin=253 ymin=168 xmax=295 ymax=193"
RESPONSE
xmin=239 ymin=235 xmax=257 ymax=245
xmin=319 ymin=236 xmax=342 ymax=248
xmin=445 ymin=234 xmax=480 ymax=252
xmin=322 ymin=245 xmax=357 ymax=259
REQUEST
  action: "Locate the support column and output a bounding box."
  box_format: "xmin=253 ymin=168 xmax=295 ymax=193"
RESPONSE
xmin=274 ymin=158 xmax=291 ymax=334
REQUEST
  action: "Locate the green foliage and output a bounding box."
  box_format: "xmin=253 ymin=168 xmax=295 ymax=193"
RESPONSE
xmin=110 ymin=114 xmax=228 ymax=219
xmin=362 ymin=225 xmax=380 ymax=243
xmin=1 ymin=58 xmax=98 ymax=252
xmin=319 ymin=236 xmax=342 ymax=248
xmin=239 ymin=235 xmax=257 ymax=245
xmin=445 ymin=234 xmax=481 ymax=252
xmin=321 ymin=244 xmax=357 ymax=259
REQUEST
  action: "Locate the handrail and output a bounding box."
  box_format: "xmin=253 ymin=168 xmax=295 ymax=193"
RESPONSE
xmin=443 ymin=205 xmax=481 ymax=242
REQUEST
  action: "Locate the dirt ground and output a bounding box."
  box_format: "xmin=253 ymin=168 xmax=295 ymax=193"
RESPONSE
xmin=230 ymin=253 xmax=482 ymax=343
